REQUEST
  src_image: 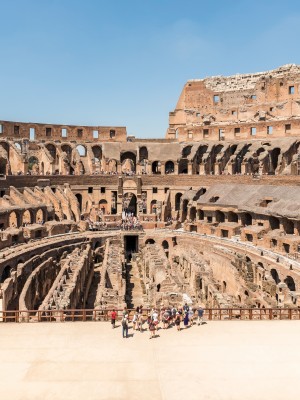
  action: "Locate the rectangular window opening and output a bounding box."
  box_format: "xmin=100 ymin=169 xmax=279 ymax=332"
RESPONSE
xmin=14 ymin=125 xmax=20 ymax=136
xmin=213 ymin=95 xmax=220 ymax=103
xmin=289 ymin=86 xmax=295 ymax=94
xmin=88 ymin=187 xmax=93 ymax=194
xmin=267 ymin=126 xmax=273 ymax=135
xmin=110 ymin=129 xmax=116 ymax=138
xmin=0 ymin=124 xmax=3 ymax=134
xmin=234 ymin=127 xmax=240 ymax=136
xmin=61 ymin=128 xmax=67 ymax=138
xmin=93 ymin=130 xmax=99 ymax=139
xmin=77 ymin=129 xmax=83 ymax=138
xmin=46 ymin=127 xmax=52 ymax=137
xmin=285 ymin=124 xmax=291 ymax=133
xmin=101 ymin=187 xmax=106 ymax=194
xmin=153 ymin=187 xmax=158 ymax=194
xmin=251 ymin=95 xmax=257 ymax=100
xmin=29 ymin=127 xmax=35 ymax=141
xmin=203 ymin=129 xmax=209 ymax=138
xmin=250 ymin=127 xmax=256 ymax=136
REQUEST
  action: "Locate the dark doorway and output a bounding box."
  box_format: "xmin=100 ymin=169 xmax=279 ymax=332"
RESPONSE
xmin=124 ymin=235 xmax=138 ymax=261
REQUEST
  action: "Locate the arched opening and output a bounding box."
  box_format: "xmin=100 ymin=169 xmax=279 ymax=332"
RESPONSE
xmin=108 ymin=159 xmax=117 ymax=173
xmin=283 ymin=218 xmax=294 ymax=234
xmin=14 ymin=142 xmax=21 ymax=151
xmin=46 ymin=144 xmax=57 ymax=160
xmin=150 ymin=200 xmax=157 ymax=214
xmin=242 ymin=213 xmax=252 ymax=226
xmin=99 ymin=199 xmax=108 ymax=215
xmin=178 ymin=159 xmax=188 ymax=174
xmin=123 ymin=192 xmax=137 ymax=215
xmin=75 ymin=194 xmax=82 ymax=212
xmin=145 ymin=238 xmax=155 ymax=245
xmin=61 ymin=144 xmax=72 ymax=160
xmin=92 ymin=146 xmax=102 ymax=172
xmin=0 ymin=158 xmax=7 ymax=175
xmin=284 ymin=276 xmax=296 ymax=291
xmin=1 ymin=266 xmax=11 ymax=283
xmin=228 ymin=212 xmax=238 ymax=223
xmin=151 ymin=161 xmax=161 ymax=174
xmin=28 ymin=156 xmax=39 ymax=173
xmin=157 ymin=283 xmax=161 ymax=292
xmin=198 ymin=209 xmax=204 ymax=220
xmin=216 ymin=210 xmax=225 ymax=223
xmin=139 ymin=146 xmax=148 ymax=162
xmin=23 ymin=210 xmax=32 ymax=224
xmin=165 ymin=160 xmax=174 ymax=174
xmin=121 ymin=152 xmax=136 ymax=173
xmin=190 ymin=207 xmax=196 ymax=221
xmin=36 ymin=209 xmax=44 ymax=223
xmin=271 ymin=268 xmax=280 ymax=284
xmin=269 ymin=216 xmax=280 ymax=230
xmin=182 ymin=146 xmax=192 ymax=158
xmin=175 ymin=193 xmax=182 ymax=211
xmin=9 ymin=211 xmax=18 ymax=228
xmin=270 ymin=148 xmax=281 ymax=173
xmin=76 ymin=145 xmax=86 ymax=157
xmin=162 ymin=240 xmax=169 ymax=258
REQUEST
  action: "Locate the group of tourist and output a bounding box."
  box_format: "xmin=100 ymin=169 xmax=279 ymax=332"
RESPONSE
xmin=110 ymin=304 xmax=205 ymax=339
xmin=120 ymin=215 xmax=142 ymax=231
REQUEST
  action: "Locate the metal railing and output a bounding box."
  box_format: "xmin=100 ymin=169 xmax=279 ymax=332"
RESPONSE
xmin=0 ymin=308 xmax=300 ymax=323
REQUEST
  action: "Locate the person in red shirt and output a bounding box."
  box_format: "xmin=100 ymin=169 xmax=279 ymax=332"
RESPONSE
xmin=111 ymin=309 xmax=117 ymax=329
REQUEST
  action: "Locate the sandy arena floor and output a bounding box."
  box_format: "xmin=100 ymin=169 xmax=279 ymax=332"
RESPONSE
xmin=1 ymin=320 xmax=300 ymax=400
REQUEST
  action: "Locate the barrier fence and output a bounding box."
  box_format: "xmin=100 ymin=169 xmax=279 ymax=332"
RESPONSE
xmin=1 ymin=308 xmax=300 ymax=323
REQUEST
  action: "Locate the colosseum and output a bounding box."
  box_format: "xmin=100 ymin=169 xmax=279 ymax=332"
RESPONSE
xmin=1 ymin=63 xmax=300 ymax=321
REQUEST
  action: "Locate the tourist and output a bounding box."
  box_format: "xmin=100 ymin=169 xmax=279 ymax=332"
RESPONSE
xmin=148 ymin=318 xmax=156 ymax=339
xmin=132 ymin=312 xmax=139 ymax=330
xmin=152 ymin=308 xmax=159 ymax=327
xmin=122 ymin=314 xmax=129 ymax=338
xmin=188 ymin=308 xmax=194 ymax=326
xmin=197 ymin=305 xmax=204 ymax=326
xmin=137 ymin=313 xmax=144 ymax=332
xmin=175 ymin=312 xmax=181 ymax=331
xmin=111 ymin=309 xmax=117 ymax=329
xmin=162 ymin=309 xmax=170 ymax=329
xmin=183 ymin=311 xmax=189 ymax=329
xmin=183 ymin=302 xmax=189 ymax=313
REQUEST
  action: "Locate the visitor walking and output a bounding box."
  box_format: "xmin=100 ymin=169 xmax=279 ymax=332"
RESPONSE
xmin=122 ymin=314 xmax=129 ymax=338
xmin=175 ymin=312 xmax=181 ymax=331
xmin=197 ymin=305 xmax=204 ymax=325
xmin=183 ymin=311 xmax=189 ymax=329
xmin=111 ymin=309 xmax=117 ymax=329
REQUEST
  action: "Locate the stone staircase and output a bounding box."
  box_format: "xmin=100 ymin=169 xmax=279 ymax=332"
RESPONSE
xmin=126 ymin=260 xmax=145 ymax=309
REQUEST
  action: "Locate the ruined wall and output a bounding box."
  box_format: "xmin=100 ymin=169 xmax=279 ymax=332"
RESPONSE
xmin=167 ymin=64 xmax=300 ymax=142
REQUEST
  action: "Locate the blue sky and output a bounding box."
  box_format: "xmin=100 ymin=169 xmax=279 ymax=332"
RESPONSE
xmin=1 ymin=0 xmax=300 ymax=138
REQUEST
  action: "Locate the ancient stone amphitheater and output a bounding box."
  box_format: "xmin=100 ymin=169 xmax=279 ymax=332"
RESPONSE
xmin=1 ymin=64 xmax=300 ymax=321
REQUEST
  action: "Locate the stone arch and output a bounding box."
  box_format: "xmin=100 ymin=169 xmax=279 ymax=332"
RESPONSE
xmin=121 ymin=152 xmax=136 ymax=173
xmin=28 ymin=156 xmax=39 ymax=172
xmin=76 ymin=145 xmax=87 ymax=157
xmin=165 ymin=160 xmax=174 ymax=174
xmin=123 ymin=192 xmax=137 ymax=215
xmin=270 ymin=148 xmax=281 ymax=173
xmin=269 ymin=216 xmax=280 ymax=230
xmin=282 ymin=218 xmax=294 ymax=234
xmin=182 ymin=145 xmax=192 ymax=158
xmin=216 ymin=210 xmax=225 ymax=223
xmin=92 ymin=145 xmax=102 ymax=161
xmin=284 ymin=276 xmax=296 ymax=291
xmin=190 ymin=206 xmax=196 ymax=221
xmin=61 ymin=144 xmax=72 ymax=160
xmin=139 ymin=146 xmax=148 ymax=162
xmin=182 ymin=199 xmax=188 ymax=221
xmin=151 ymin=161 xmax=161 ymax=174
xmin=46 ymin=143 xmax=57 ymax=161
xmin=108 ymin=159 xmax=117 ymax=173
xmin=36 ymin=209 xmax=44 ymax=223
xmin=162 ymin=240 xmax=169 ymax=258
xmin=9 ymin=211 xmax=19 ymax=228
xmin=271 ymin=268 xmax=280 ymax=284
xmin=228 ymin=211 xmax=238 ymax=223
xmin=23 ymin=210 xmax=32 ymax=224
xmin=150 ymin=200 xmax=157 ymax=214
xmin=178 ymin=159 xmax=188 ymax=174
xmin=1 ymin=265 xmax=11 ymax=283
xmin=145 ymin=238 xmax=155 ymax=245
xmin=175 ymin=193 xmax=182 ymax=211
xmin=99 ymin=199 xmax=108 ymax=214
xmin=242 ymin=212 xmax=252 ymax=226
